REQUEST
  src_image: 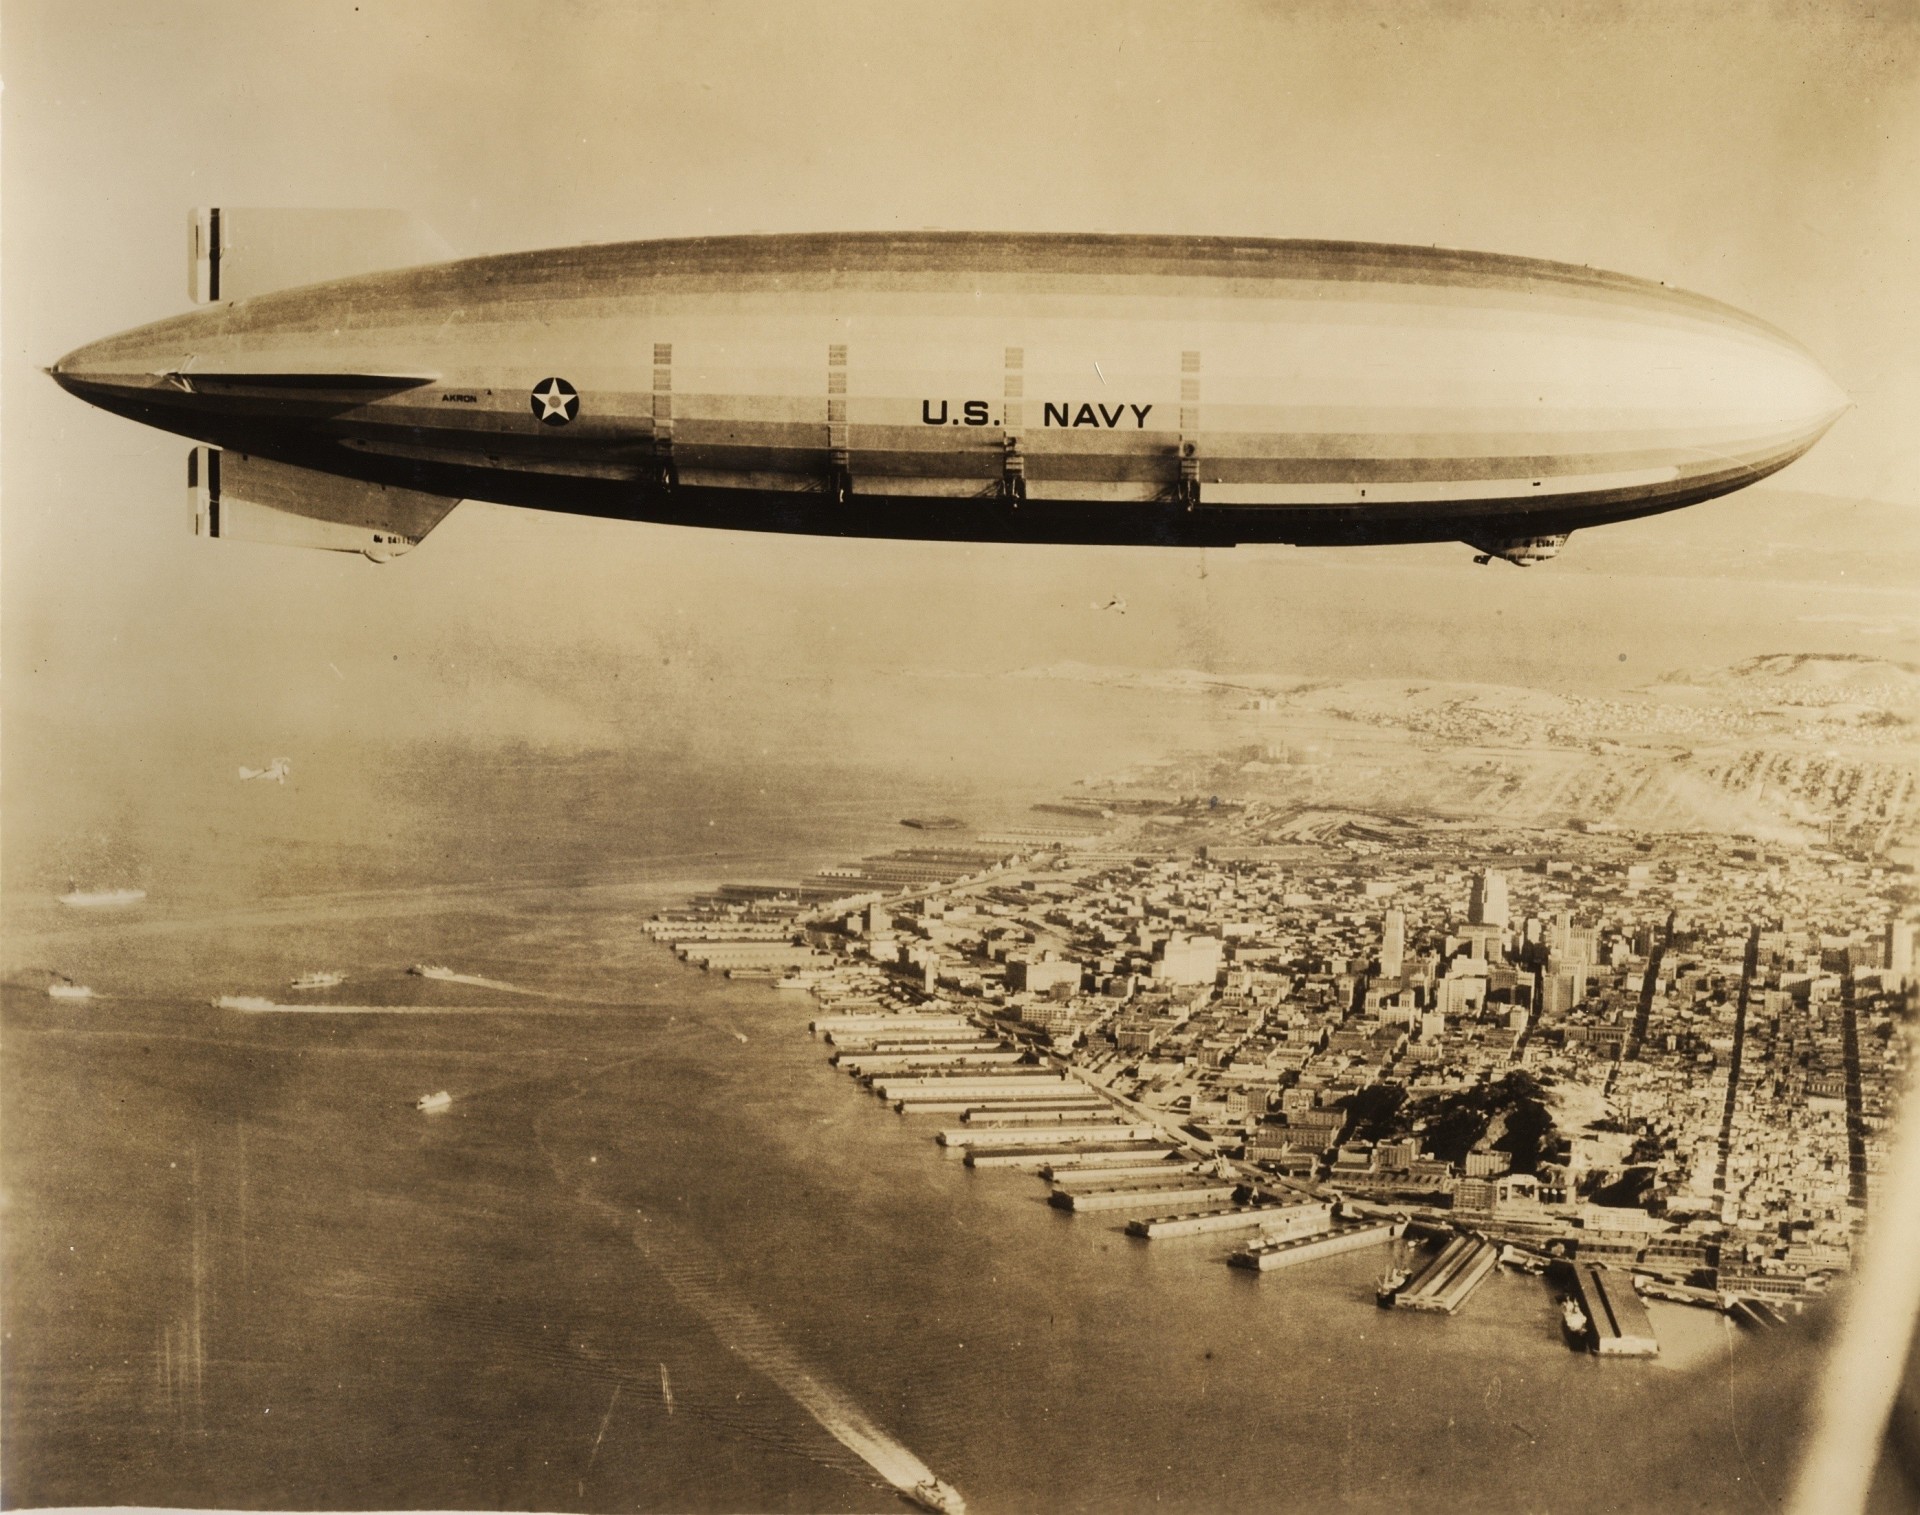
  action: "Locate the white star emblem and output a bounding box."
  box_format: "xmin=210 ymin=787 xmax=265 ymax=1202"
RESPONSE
xmin=530 ymin=377 xmax=579 ymax=425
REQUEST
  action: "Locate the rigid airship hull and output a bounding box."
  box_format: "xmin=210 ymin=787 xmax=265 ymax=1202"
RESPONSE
xmin=51 ymin=232 xmax=1847 ymax=561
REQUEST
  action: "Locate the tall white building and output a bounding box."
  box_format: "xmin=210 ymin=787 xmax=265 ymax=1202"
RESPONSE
xmin=1889 ymin=917 xmax=1916 ymax=983
xmin=1469 ymin=869 xmax=1510 ymax=930
xmin=1380 ymin=909 xmax=1406 ymax=980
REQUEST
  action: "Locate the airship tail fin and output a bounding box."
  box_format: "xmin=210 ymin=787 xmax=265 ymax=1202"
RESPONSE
xmin=190 ymin=208 xmax=452 ymax=304
xmin=190 ymin=447 xmax=459 ymax=562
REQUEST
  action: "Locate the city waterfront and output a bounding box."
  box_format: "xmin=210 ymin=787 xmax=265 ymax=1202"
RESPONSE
xmin=3 ymin=721 xmax=1880 ymax=1513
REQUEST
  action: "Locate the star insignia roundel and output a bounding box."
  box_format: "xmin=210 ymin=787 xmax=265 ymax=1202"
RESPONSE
xmin=530 ymin=377 xmax=580 ymax=426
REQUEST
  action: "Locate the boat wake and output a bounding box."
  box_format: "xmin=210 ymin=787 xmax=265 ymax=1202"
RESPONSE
xmin=530 ymin=1068 xmax=962 ymax=1510
xmin=212 ymin=999 xmax=570 ymax=1016
xmin=408 ymin=964 xmax=555 ymax=996
xmin=627 ymin=1209 xmax=944 ymax=1498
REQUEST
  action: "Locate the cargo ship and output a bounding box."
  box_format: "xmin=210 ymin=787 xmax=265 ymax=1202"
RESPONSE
xmin=1375 ymin=1262 xmax=1411 ymax=1308
xmin=1376 ymin=1236 xmax=1415 ymax=1305
xmin=1559 ymin=1295 xmax=1591 ymax=1347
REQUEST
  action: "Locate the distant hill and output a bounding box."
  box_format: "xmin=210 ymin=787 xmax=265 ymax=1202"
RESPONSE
xmin=1656 ymin=653 xmax=1920 ymax=706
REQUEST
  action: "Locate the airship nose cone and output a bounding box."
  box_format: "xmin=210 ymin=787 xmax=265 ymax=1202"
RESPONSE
xmin=49 ymin=331 xmax=172 ymax=409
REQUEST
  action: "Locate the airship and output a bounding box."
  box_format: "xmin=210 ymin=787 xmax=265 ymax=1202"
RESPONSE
xmin=49 ymin=211 xmax=1847 ymax=566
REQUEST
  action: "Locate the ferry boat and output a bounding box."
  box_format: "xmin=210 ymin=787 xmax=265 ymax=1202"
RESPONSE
xmin=290 ymin=970 xmax=346 ymax=990
xmin=904 ymin=1477 xmax=966 ymax=1515
xmin=416 ymin=1090 xmax=453 ymax=1114
xmin=1559 ymin=1295 xmax=1590 ymax=1346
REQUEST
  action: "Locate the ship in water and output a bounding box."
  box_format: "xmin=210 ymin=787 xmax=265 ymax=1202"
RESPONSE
xmin=213 ymin=995 xmax=277 ymax=1012
xmin=47 ymin=981 xmax=95 ymax=1002
xmin=1499 ymin=1243 xmax=1548 ymax=1275
xmin=416 ymin=1091 xmax=453 ymax=1114
xmin=408 ymin=964 xmax=457 ymax=980
xmin=1560 ymin=1295 xmax=1591 ymax=1347
xmin=1375 ymin=1236 xmax=1414 ymax=1307
xmin=899 ymin=816 xmax=966 ymax=831
xmin=903 ymin=1476 xmax=967 ymax=1515
xmin=56 ymin=884 xmax=146 ymax=909
xmin=290 ymin=970 xmax=346 ymax=990
xmin=1375 ymin=1264 xmax=1411 ymax=1309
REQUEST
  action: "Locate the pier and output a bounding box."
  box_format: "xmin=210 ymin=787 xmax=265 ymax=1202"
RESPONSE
xmin=1044 ymin=1159 xmax=1200 ymax=1182
xmin=938 ymin=1123 xmax=1153 ymax=1148
xmin=1570 ymin=1263 xmax=1659 ymax=1356
xmin=1127 ymin=1204 xmax=1292 ymax=1239
xmin=965 ymin=1142 xmax=1175 ymax=1170
xmin=1051 ymin=1181 xmax=1238 ymax=1214
xmin=1394 ymin=1235 xmax=1498 ymax=1313
xmin=1228 ymin=1218 xmax=1399 ymax=1272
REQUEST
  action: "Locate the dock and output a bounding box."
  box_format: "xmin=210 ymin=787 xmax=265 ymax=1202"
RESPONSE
xmin=1127 ymin=1205 xmax=1292 ymax=1239
xmin=875 ymin=1072 xmax=1068 ymax=1100
xmin=1571 ymin=1263 xmax=1659 ymax=1355
xmin=812 ymin=1013 xmax=974 ymax=1036
xmin=1051 ymin=1181 xmax=1238 ymax=1214
xmin=966 ymin=1142 xmax=1175 ymax=1170
xmin=836 ymin=1051 xmax=1027 ymax=1074
xmin=1394 ymin=1235 xmax=1499 ymax=1313
xmin=939 ymin=1122 xmax=1151 ymax=1149
xmin=960 ymin=1102 xmax=1111 ymax=1124
xmin=1228 ymin=1218 xmax=1399 ymax=1272
xmin=1044 ymin=1159 xmax=1200 ymax=1182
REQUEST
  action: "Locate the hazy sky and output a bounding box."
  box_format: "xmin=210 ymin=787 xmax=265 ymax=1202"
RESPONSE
xmin=5 ymin=2 xmax=1918 ymax=774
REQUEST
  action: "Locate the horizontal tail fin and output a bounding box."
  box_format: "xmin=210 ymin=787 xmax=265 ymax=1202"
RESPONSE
xmin=190 ymin=448 xmax=459 ymax=562
xmin=191 ymin=208 xmax=452 ymax=303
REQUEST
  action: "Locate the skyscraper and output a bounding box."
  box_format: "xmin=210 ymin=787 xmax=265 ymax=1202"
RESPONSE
xmin=1469 ymin=869 xmax=1510 ymax=930
xmin=1380 ymin=909 xmax=1406 ymax=980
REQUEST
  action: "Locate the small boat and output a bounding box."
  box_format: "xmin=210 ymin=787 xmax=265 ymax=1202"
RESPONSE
xmin=659 ymin=1363 xmax=674 ymax=1413
xmin=290 ymin=971 xmax=346 ymax=990
xmin=904 ymin=1478 xmax=967 ymax=1515
xmin=47 ymin=982 xmax=95 ymax=1002
xmin=900 ymin=816 xmax=965 ymax=831
xmin=416 ymin=1091 xmax=453 ymax=1114
xmin=408 ymin=964 xmax=457 ymax=980
xmin=57 ymin=885 xmax=146 ymax=909
xmin=1560 ymin=1295 xmax=1590 ymax=1346
xmin=214 ymin=995 xmax=277 ymax=1012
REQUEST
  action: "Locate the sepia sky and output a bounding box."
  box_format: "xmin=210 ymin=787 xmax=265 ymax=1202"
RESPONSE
xmin=4 ymin=1 xmax=1918 ymax=774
